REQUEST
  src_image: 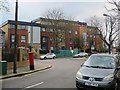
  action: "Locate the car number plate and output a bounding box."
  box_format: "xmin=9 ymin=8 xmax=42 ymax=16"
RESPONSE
xmin=85 ymin=82 xmax=98 ymax=87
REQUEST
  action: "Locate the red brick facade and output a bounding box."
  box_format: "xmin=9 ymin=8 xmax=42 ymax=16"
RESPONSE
xmin=41 ymin=25 xmax=103 ymax=51
xmin=8 ymin=28 xmax=28 ymax=48
xmin=1 ymin=20 xmax=103 ymax=51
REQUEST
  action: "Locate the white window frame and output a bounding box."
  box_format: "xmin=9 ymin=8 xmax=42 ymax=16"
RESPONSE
xmin=50 ymin=29 xmax=54 ymax=32
xmin=42 ymin=28 xmax=46 ymax=32
xmin=69 ymin=30 xmax=72 ymax=34
xmin=11 ymin=24 xmax=15 ymax=29
xmin=21 ymin=25 xmax=26 ymax=29
xmin=11 ymin=35 xmax=15 ymax=42
xmin=42 ymin=37 xmax=47 ymax=43
xmin=75 ymin=31 xmax=78 ymax=35
xmin=21 ymin=35 xmax=26 ymax=43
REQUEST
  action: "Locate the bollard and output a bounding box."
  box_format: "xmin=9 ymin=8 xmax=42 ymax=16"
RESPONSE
xmin=0 ymin=61 xmax=7 ymax=75
xmin=28 ymin=52 xmax=34 ymax=70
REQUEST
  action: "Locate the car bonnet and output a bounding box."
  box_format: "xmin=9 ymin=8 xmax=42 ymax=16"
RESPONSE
xmin=80 ymin=66 xmax=115 ymax=78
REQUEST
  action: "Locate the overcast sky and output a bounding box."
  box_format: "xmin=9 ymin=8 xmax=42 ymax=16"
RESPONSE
xmin=0 ymin=0 xmax=118 ymax=25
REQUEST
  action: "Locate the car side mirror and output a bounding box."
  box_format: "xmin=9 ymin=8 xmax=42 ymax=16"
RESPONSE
xmin=81 ymin=63 xmax=84 ymax=67
xmin=117 ymin=67 xmax=120 ymax=71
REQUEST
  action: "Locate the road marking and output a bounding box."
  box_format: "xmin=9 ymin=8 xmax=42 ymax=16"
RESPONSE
xmin=21 ymin=82 xmax=44 ymax=90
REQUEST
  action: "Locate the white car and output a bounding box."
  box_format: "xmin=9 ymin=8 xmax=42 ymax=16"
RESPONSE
xmin=40 ymin=53 xmax=56 ymax=60
xmin=73 ymin=52 xmax=88 ymax=58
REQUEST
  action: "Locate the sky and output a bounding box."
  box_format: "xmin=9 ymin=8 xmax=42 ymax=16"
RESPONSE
xmin=0 ymin=0 xmax=118 ymax=25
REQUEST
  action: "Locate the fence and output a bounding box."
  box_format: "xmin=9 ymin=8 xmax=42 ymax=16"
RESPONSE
xmin=52 ymin=49 xmax=81 ymax=58
xmin=2 ymin=48 xmax=17 ymax=62
xmin=2 ymin=48 xmax=29 ymax=62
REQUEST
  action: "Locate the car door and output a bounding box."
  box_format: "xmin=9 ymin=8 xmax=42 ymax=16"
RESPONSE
xmin=46 ymin=53 xmax=50 ymax=58
xmin=46 ymin=53 xmax=53 ymax=58
xmin=116 ymin=57 xmax=120 ymax=80
xmin=118 ymin=59 xmax=120 ymax=80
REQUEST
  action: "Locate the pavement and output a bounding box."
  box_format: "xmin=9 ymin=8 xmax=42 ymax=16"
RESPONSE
xmin=0 ymin=59 xmax=52 ymax=79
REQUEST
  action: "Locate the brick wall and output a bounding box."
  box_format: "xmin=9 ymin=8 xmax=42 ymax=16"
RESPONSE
xmin=8 ymin=29 xmax=28 ymax=48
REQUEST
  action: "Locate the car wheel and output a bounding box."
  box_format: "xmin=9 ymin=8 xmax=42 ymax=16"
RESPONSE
xmin=44 ymin=57 xmax=47 ymax=60
xmin=76 ymin=84 xmax=84 ymax=90
xmin=76 ymin=84 xmax=79 ymax=90
xmin=53 ymin=56 xmax=55 ymax=59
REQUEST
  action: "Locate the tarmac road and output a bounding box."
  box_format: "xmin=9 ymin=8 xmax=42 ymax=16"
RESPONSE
xmin=2 ymin=58 xmax=85 ymax=89
xmin=2 ymin=57 xmax=120 ymax=90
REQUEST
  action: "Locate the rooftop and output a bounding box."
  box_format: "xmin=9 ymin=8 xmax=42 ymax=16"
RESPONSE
xmin=31 ymin=17 xmax=87 ymax=26
xmin=0 ymin=20 xmax=43 ymax=27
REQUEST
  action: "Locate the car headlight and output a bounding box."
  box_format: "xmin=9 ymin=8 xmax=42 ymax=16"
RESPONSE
xmin=40 ymin=56 xmax=45 ymax=58
xmin=76 ymin=71 xmax=82 ymax=80
xmin=103 ymin=74 xmax=114 ymax=81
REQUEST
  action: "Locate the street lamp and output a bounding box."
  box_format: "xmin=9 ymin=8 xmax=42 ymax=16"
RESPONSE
xmin=103 ymin=14 xmax=109 ymax=17
xmin=103 ymin=13 xmax=112 ymax=54
xmin=103 ymin=14 xmax=112 ymax=25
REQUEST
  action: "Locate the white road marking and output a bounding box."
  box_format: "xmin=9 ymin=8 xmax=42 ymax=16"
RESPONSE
xmin=21 ymin=82 xmax=44 ymax=90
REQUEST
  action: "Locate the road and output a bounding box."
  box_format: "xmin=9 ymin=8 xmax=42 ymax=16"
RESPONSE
xmin=2 ymin=58 xmax=85 ymax=89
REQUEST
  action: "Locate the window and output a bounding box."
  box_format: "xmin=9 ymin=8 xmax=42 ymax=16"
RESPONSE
xmin=50 ymin=38 xmax=54 ymax=43
xmin=50 ymin=38 xmax=53 ymax=41
xmin=84 ymin=56 xmax=115 ymax=69
xmin=87 ymin=43 xmax=89 ymax=46
xmin=42 ymin=28 xmax=46 ymax=32
xmin=21 ymin=25 xmax=26 ymax=29
xmin=42 ymin=47 xmax=47 ymax=50
xmin=42 ymin=37 xmax=47 ymax=43
xmin=69 ymin=30 xmax=72 ymax=34
xmin=21 ymin=35 xmax=26 ymax=43
xmin=70 ymin=47 xmax=72 ymax=50
xmin=11 ymin=35 xmax=15 ymax=42
xmin=58 ymin=29 xmax=62 ymax=33
xmin=69 ymin=39 xmax=72 ymax=44
xmin=89 ymin=29 xmax=91 ymax=31
xmin=59 ymin=38 xmax=62 ymax=42
xmin=50 ymin=47 xmax=54 ymax=50
xmin=75 ymin=31 xmax=78 ymax=35
xmin=93 ymin=41 xmax=96 ymax=45
xmin=90 ymin=35 xmax=92 ymax=38
xmin=87 ymin=34 xmax=89 ymax=37
xmin=50 ymin=29 xmax=54 ymax=32
xmin=11 ymin=24 xmax=15 ymax=29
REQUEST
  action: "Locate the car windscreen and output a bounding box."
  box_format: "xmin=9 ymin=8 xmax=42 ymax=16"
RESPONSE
xmin=83 ymin=55 xmax=116 ymax=69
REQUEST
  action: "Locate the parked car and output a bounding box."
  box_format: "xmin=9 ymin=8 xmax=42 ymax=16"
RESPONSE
xmin=40 ymin=53 xmax=56 ymax=60
xmin=76 ymin=54 xmax=120 ymax=90
xmin=73 ymin=52 xmax=88 ymax=58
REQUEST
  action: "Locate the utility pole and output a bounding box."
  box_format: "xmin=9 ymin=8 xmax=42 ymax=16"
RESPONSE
xmin=13 ymin=0 xmax=18 ymax=73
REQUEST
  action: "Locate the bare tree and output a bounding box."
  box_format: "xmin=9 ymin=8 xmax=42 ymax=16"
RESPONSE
xmin=105 ymin=0 xmax=120 ymax=12
xmin=87 ymin=15 xmax=119 ymax=54
xmin=0 ymin=0 xmax=9 ymax=11
xmin=43 ymin=8 xmax=75 ymax=50
xmin=105 ymin=0 xmax=120 ymax=51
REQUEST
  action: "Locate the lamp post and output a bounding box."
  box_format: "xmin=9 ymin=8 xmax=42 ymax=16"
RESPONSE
xmin=103 ymin=14 xmax=112 ymax=54
xmin=13 ymin=0 xmax=18 ymax=73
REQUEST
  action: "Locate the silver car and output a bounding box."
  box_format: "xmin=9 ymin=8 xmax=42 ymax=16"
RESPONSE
xmin=73 ymin=52 xmax=88 ymax=58
xmin=76 ymin=54 xmax=120 ymax=90
xmin=40 ymin=53 xmax=56 ymax=60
